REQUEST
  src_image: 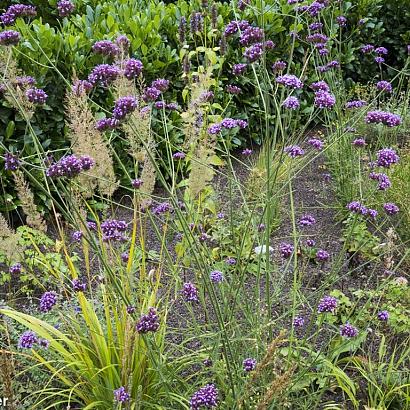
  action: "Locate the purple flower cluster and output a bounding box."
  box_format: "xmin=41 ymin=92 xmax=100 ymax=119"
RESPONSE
xmin=318 ymin=60 xmax=340 ymax=73
xmin=72 ymin=231 xmax=83 ymax=242
xmin=369 ymin=172 xmax=391 ymax=190
xmin=346 ymin=201 xmax=374 ymax=217
xmin=383 ymin=202 xmax=399 ymax=215
xmin=88 ymin=64 xmax=120 ymax=86
xmin=0 ymin=30 xmax=20 ymax=46
xmin=152 ymin=202 xmax=172 ymax=215
xmin=339 ymin=322 xmax=358 ymax=338
xmin=365 ymin=111 xmax=402 ymax=127
xmin=114 ymin=387 xmax=130 ymax=403
xmin=226 ymin=85 xmax=242 ymax=94
xmin=376 ymin=148 xmax=399 ymax=168
xmin=100 ymin=219 xmax=127 ymax=242
xmin=316 ymin=249 xmax=330 ymax=262
xmin=239 ymin=26 xmax=264 ymax=46
xmin=181 ymin=282 xmax=199 ymax=302
xmin=243 ymin=358 xmax=257 ymax=372
xmin=112 ymin=96 xmax=138 ymax=120
xmin=9 ymin=262 xmax=22 ymax=274
xmin=243 ymin=41 xmax=274 ymax=62
xmin=336 ymin=16 xmax=347 ymax=27
xmin=376 ymin=80 xmax=392 ymax=93
xmin=361 ymin=44 xmax=374 ymax=54
xmin=224 ymin=20 xmax=250 ymax=37
xmin=152 ymin=78 xmax=170 ymax=92
xmin=92 ymin=40 xmax=119 ymax=58
xmin=308 ymin=138 xmax=324 ymax=150
xmin=284 ymin=145 xmax=304 ymax=158
xmin=46 ymin=155 xmax=94 ymax=178
xmin=293 ymin=316 xmax=305 ymax=327
xmin=242 ymin=148 xmax=253 ymax=156
xmin=280 ymin=242 xmax=294 ymax=258
xmin=72 ymin=278 xmax=87 ymax=292
xmin=72 ymin=79 xmax=93 ymax=96
xmin=352 ymin=138 xmax=366 ymax=147
xmin=276 ymin=74 xmax=303 ymax=89
xmin=26 ymin=88 xmax=48 ymax=104
xmin=0 ymin=4 xmax=36 ymax=26
xmin=124 ymin=58 xmax=143 ymax=79
xmin=282 ymin=96 xmax=300 ymax=109
xmin=299 ymin=214 xmax=316 ymax=226
xmin=207 ymin=118 xmax=247 ymax=135
xmin=142 ymin=86 xmax=161 ymax=102
xmin=210 ymin=270 xmax=223 ymax=283
xmin=4 ymin=153 xmax=20 ymax=171
xmin=132 ymin=178 xmax=143 ymax=188
xmin=377 ymin=310 xmax=389 ymax=321
xmin=190 ymin=384 xmax=218 ymax=410
xmin=310 ymin=81 xmax=329 ymax=92
xmin=57 ymin=0 xmax=75 ymax=17
xmin=136 ymin=307 xmax=160 ymax=333
xmin=345 ymin=100 xmax=367 ymax=109
xmin=95 ymin=118 xmax=119 ymax=131
xmin=232 ymin=63 xmax=247 ymax=76
xmin=116 ymin=35 xmax=130 ymax=50
xmin=226 ymin=257 xmax=236 ymax=265
xmin=272 ymin=60 xmax=287 ymax=72
xmin=39 ymin=291 xmax=58 ymax=312
xmin=314 ymin=90 xmax=336 ymax=108
xmin=318 ymin=296 xmax=338 ymax=313
xmin=18 ymin=330 xmax=38 ymax=349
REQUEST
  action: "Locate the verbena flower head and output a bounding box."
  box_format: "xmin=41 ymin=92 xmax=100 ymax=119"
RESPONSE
xmin=57 ymin=0 xmax=75 ymax=17
xmin=114 ymin=387 xmax=130 ymax=403
xmin=152 ymin=202 xmax=172 ymax=215
xmin=316 ymin=249 xmax=330 ymax=261
xmin=142 ymin=86 xmax=161 ymax=102
xmin=151 ymin=78 xmax=170 ymax=92
xmin=112 ymin=96 xmax=138 ymax=120
xmin=383 ymin=202 xmax=399 ymax=215
xmin=243 ymin=358 xmax=257 ymax=372
xmin=72 ymin=230 xmax=83 ymax=242
xmin=224 ymin=20 xmax=250 ymax=37
xmin=347 ymin=201 xmax=368 ymax=215
xmin=299 ymin=214 xmax=316 ymax=226
xmin=318 ymin=296 xmax=337 ymax=313
xmin=101 ymin=219 xmax=127 ymax=242
xmin=352 ymin=138 xmax=366 ymax=147
xmin=116 ymin=34 xmax=130 ymax=50
xmin=314 ymin=90 xmax=336 ymax=108
xmin=272 ymin=60 xmax=287 ymax=72
xmin=208 ymin=123 xmax=222 ymax=135
xmin=136 ymin=307 xmax=160 ymax=333
xmin=375 ymin=46 xmax=388 ymax=55
xmin=310 ymin=81 xmax=329 ymax=92
xmin=38 ymin=339 xmax=50 ymax=349
xmin=282 ymin=96 xmax=300 ymax=109
xmin=280 ymin=242 xmax=294 ymax=258
xmin=131 ymin=178 xmax=143 ymax=189
xmin=309 ymin=22 xmax=323 ymax=31
xmin=9 ymin=262 xmax=22 ymax=274
xmin=367 ymin=208 xmax=378 ymax=218
xmin=0 ymin=30 xmax=20 ymax=46
xmin=336 ymin=16 xmax=347 ymax=26
xmin=72 ymin=278 xmax=87 ymax=292
xmin=190 ymin=384 xmax=218 ymax=410
xmin=374 ymin=56 xmax=385 ymax=64
xmin=18 ymin=330 xmax=38 ymax=349
xmin=182 ymin=282 xmax=199 ymax=302
xmin=377 ymin=310 xmax=389 ymax=321
xmin=376 ymin=80 xmax=392 ymax=93
xmin=293 ymin=316 xmax=305 ymax=327
xmin=26 ymin=88 xmax=47 ymax=104
xmin=88 ymin=64 xmax=120 ymax=86
xmin=345 ymin=100 xmax=367 ymax=109
xmin=376 ymin=148 xmax=399 ymax=167
xmin=232 ymin=63 xmax=247 ymax=76
xmin=369 ymin=172 xmax=391 ymax=190
xmin=306 ymin=239 xmax=316 ymax=247
xmin=92 ymin=40 xmax=119 ymax=58
xmin=226 ymin=85 xmax=241 ymax=94
xmin=210 ymin=270 xmax=223 ymax=283
xmin=242 ymin=148 xmax=253 ymax=156
xmin=4 ymin=153 xmax=20 ymax=171
xmin=72 ymin=79 xmax=93 ymax=96
xmin=365 ymin=111 xmax=401 ymax=127
xmin=308 ymin=138 xmax=324 ymax=150
xmin=39 ymin=291 xmax=58 ymax=312
xmin=239 ymin=26 xmax=264 ymax=46
xmin=276 ymin=74 xmax=303 ymax=89
xmin=361 ymin=44 xmax=374 ymax=54
xmin=46 ymin=155 xmax=95 ymax=178
xmin=225 ymin=257 xmax=236 ymax=265
xmin=340 ymin=322 xmax=358 ymax=338
xmin=124 ymin=58 xmax=143 ymax=79
xmin=1 ymin=4 xmax=36 ymax=26
xmin=95 ymin=118 xmax=119 ymax=131
xmin=284 ymin=145 xmax=304 ymax=158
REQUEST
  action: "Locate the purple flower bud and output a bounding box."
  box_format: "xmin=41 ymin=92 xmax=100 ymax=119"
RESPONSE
xmin=293 ymin=316 xmax=305 ymax=327
xmin=276 ymin=74 xmax=303 ymax=89
xmin=376 ymin=148 xmax=399 ymax=167
xmin=243 ymin=358 xmax=257 ymax=372
xmin=124 ymin=58 xmax=143 ymax=79
xmin=4 ymin=153 xmax=20 ymax=171
xmin=376 ymin=80 xmax=392 ymax=93
xmin=383 ymin=202 xmax=399 ymax=215
xmin=9 ymin=262 xmax=22 ymax=274
xmin=92 ymin=40 xmax=119 ymax=58
xmin=114 ymin=387 xmax=130 ymax=403
xmin=282 ymin=96 xmax=300 ymax=110
xmin=284 ymin=145 xmax=304 ymax=158
xmin=136 ymin=307 xmax=160 ymax=333
xmin=132 ymin=178 xmax=143 ymax=189
xmin=0 ymin=30 xmax=20 ymax=46
xmin=72 ymin=278 xmax=87 ymax=292
xmin=181 ymin=282 xmax=199 ymax=302
xmin=377 ymin=310 xmax=389 ymax=321
xmin=280 ymin=242 xmax=294 ymax=258
xmin=318 ymin=295 xmax=337 ymax=313
xmin=210 ymin=270 xmax=223 ymax=283
xmin=189 ymin=384 xmax=218 ymax=410
xmin=18 ymin=330 xmax=38 ymax=349
xmin=57 ymin=0 xmax=75 ymax=17
xmin=112 ymin=96 xmax=138 ymax=120
xmin=26 ymin=88 xmax=47 ymax=104
xmin=39 ymin=291 xmax=58 ymax=312
xmin=340 ymin=322 xmax=358 ymax=338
